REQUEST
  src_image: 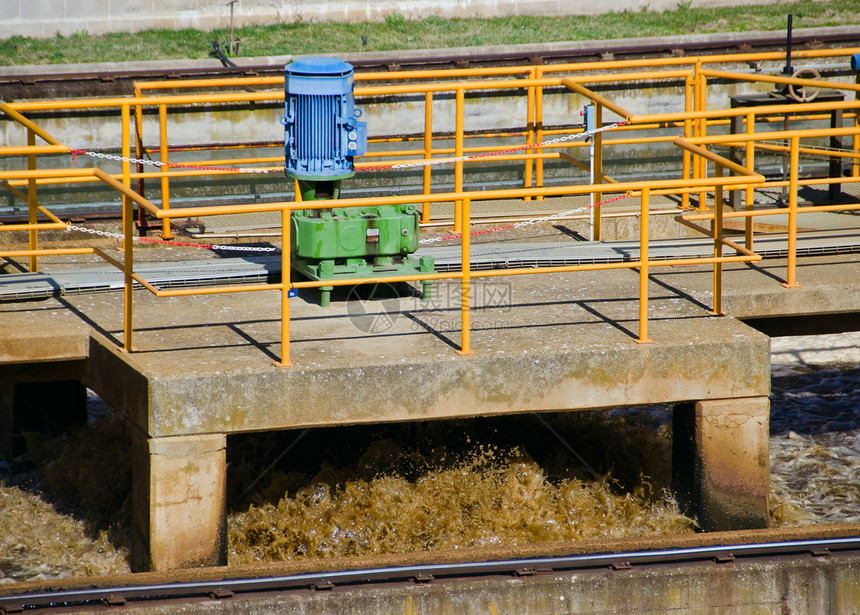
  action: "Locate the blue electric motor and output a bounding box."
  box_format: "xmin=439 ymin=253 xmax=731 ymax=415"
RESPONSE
xmin=281 ymin=57 xmax=367 ymax=181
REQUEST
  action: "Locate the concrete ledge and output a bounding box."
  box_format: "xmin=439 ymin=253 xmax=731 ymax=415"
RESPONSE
xmin=655 ymin=254 xmax=860 ymax=320
xmin=136 ymin=321 xmax=769 ymax=436
xmin=60 ymin=550 xmax=860 ymax=614
xmin=74 ymin=274 xmax=771 ymax=437
xmin=0 ymin=301 xmax=89 ymax=364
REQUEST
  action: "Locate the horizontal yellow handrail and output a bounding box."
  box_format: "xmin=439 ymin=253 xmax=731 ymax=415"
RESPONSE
xmin=671 ymin=137 xmax=760 ymax=177
xmin=701 ymin=68 xmax=860 ymax=93
xmin=689 ymin=125 xmax=860 ymax=145
xmin=560 ymin=78 xmax=635 ymax=122
xmin=146 ymin=175 xmax=763 ymax=220
xmin=638 ymin=99 xmax=860 ymax=124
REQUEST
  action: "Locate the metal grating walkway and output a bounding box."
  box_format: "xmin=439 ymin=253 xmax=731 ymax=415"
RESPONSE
xmin=2 ymin=228 xmax=858 ymax=301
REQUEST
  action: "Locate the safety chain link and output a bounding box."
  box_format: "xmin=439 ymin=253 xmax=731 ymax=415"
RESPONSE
xmin=65 ymin=120 xmax=629 ymax=250
xmin=65 ymin=223 xmax=278 ymax=252
xmin=69 ymin=149 xmax=274 ymax=174
xmin=360 ymin=121 xmax=629 ymax=172
xmin=418 ymin=194 xmax=630 ymax=245
xmin=68 ymin=121 xmax=628 ymax=175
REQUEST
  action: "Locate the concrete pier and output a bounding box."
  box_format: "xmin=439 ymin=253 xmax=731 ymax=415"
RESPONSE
xmin=1 ymin=250 xmax=858 ymax=570
xmin=673 ymin=397 xmax=770 ymax=532
xmin=131 ymin=433 xmax=227 ymax=572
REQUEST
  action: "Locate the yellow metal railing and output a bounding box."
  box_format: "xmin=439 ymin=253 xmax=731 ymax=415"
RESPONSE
xmin=126 ymin=45 xmax=860 ymax=214
xmin=7 ymin=48 xmax=860 ymax=231
xmin=124 ymin=165 xmax=764 ymax=362
xmin=3 ymin=49 xmax=860 ymax=364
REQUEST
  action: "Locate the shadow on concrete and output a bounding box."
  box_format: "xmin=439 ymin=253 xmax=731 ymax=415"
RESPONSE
xmin=58 ymin=297 xmax=122 ymax=346
xmin=639 ymin=269 xmax=714 ymax=314
xmin=228 ymin=323 xmax=282 ymax=363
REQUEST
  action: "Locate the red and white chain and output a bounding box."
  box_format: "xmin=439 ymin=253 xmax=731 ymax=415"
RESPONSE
xmin=419 ymin=194 xmax=630 ymax=245
xmin=69 ymin=149 xmax=275 ymax=174
xmin=361 ymin=121 xmax=627 ymax=172
xmin=68 ymin=121 xmax=627 ymax=174
xmin=65 ymin=223 xmax=278 ymax=252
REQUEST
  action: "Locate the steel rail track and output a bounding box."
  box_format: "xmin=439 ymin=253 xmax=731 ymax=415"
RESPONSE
xmin=0 ymin=537 xmax=858 ymax=612
xmin=0 ymin=28 xmax=857 ymax=100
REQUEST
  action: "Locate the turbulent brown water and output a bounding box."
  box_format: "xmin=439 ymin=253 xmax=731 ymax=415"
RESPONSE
xmin=227 ymin=438 xmax=691 ymax=564
xmin=0 ymin=399 xmax=131 ymax=583
xmin=0 ymin=361 xmax=857 ymax=582
xmin=768 ymin=364 xmax=860 ymax=525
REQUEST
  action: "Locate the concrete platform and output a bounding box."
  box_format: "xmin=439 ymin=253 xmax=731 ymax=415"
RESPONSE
xmin=82 ymin=278 xmax=770 ymax=437
xmin=2 ymin=250 xmax=859 ymax=571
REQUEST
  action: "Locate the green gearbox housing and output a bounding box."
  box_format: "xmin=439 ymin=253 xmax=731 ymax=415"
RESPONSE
xmin=281 ymin=57 xmax=434 ymax=306
xmin=291 ymin=203 xmax=434 ymax=307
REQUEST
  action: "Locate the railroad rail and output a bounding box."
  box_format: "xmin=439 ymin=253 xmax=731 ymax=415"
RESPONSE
xmin=1 ymin=535 xmax=858 ymax=612
xmin=0 ymin=26 xmax=858 ymax=100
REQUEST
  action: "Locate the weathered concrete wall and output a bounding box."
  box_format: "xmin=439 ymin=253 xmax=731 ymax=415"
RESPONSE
xmin=84 ymin=302 xmax=772 ymax=439
xmin=61 ymin=551 xmax=860 ymax=614
xmin=3 ymin=0 xmax=811 ymax=38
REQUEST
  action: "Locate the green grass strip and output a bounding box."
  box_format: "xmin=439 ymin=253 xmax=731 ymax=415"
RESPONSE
xmin=1 ymin=0 xmax=858 ymax=66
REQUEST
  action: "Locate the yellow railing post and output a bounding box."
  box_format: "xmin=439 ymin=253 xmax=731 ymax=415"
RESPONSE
xmin=26 ymin=129 xmax=38 ymax=273
xmin=638 ymin=187 xmax=652 ymax=344
xmin=712 ymin=165 xmax=724 ymax=315
xmin=458 ymin=197 xmax=473 ymax=355
xmin=524 ymin=69 xmax=535 ymax=201
xmin=854 ymin=75 xmax=859 ymax=178
xmin=422 ymin=91 xmax=433 ymax=223
xmin=276 ymin=205 xmax=293 ymax=367
xmin=745 ymin=111 xmax=756 ymax=251
xmin=535 ymin=67 xmax=545 ymax=201
xmin=454 ymin=87 xmax=465 ymax=233
xmin=159 ymin=104 xmax=173 ymax=239
xmin=132 ymin=98 xmax=145 ymax=226
xmin=592 ymin=104 xmax=604 ymax=241
xmin=121 ymin=104 xmax=134 ymax=352
xmin=682 ymin=74 xmax=692 ymax=209
xmin=121 ymin=104 xmax=132 ymax=243
xmin=783 ymin=136 xmax=801 ymax=288
xmin=123 ymin=198 xmax=134 ymax=353
xmin=695 ymin=60 xmax=708 ymax=210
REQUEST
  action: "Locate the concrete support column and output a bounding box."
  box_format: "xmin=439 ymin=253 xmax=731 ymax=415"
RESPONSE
xmin=672 ymin=396 xmax=770 ymax=531
xmin=131 ymin=432 xmax=227 ymax=572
